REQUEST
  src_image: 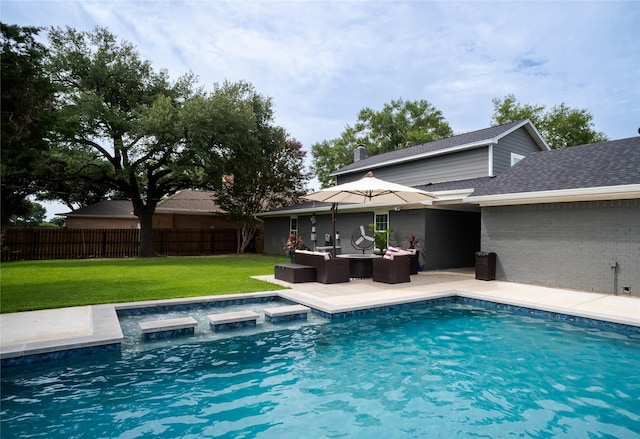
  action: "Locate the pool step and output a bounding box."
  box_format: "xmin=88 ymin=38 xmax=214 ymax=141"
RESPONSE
xmin=207 ymin=310 xmax=260 ymax=332
xmin=264 ymin=305 xmax=311 ymax=323
xmin=139 ymin=317 xmax=198 ymax=340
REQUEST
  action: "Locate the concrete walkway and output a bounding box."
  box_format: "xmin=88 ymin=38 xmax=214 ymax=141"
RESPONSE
xmin=2 ymin=269 xmax=639 ymax=362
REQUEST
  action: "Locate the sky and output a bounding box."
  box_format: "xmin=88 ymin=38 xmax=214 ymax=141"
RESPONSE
xmin=3 ymin=0 xmax=640 ymax=218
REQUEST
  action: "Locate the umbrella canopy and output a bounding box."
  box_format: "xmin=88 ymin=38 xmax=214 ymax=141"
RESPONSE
xmin=302 ymin=172 xmax=437 ymax=255
xmin=304 ymin=172 xmax=437 ymax=204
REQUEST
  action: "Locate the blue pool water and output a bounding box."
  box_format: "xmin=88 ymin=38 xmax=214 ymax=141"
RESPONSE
xmin=1 ymin=304 xmax=639 ymax=438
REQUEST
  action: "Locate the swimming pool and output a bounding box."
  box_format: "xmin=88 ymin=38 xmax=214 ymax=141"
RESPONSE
xmin=1 ymin=303 xmax=639 ymax=438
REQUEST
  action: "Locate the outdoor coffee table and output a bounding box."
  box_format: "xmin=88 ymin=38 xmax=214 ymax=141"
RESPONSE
xmin=336 ymin=254 xmax=382 ymax=278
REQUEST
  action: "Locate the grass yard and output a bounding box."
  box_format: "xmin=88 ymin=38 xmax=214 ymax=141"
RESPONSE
xmin=0 ymin=255 xmax=289 ymax=313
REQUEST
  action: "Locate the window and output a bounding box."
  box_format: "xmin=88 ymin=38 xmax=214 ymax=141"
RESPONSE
xmin=374 ymin=213 xmax=388 ymax=232
xmin=511 ymin=153 xmax=525 ymax=166
xmin=290 ymin=217 xmax=298 ymax=236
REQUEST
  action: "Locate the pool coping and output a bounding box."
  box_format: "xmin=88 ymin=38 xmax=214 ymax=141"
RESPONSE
xmin=2 ymin=272 xmax=639 ymax=366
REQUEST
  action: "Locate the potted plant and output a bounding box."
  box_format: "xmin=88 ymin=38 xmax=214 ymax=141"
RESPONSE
xmin=404 ymin=234 xmax=422 ymax=274
xmin=369 ymin=224 xmax=392 ymax=254
xmin=283 ymin=233 xmax=304 ymax=262
xmin=405 ymin=234 xmax=420 ymax=250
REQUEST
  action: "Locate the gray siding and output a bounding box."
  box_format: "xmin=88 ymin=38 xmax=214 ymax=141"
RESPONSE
xmin=338 ymin=148 xmax=489 ymax=186
xmin=480 ymin=199 xmax=640 ymax=296
xmin=263 ymin=217 xmax=292 ymax=254
xmin=493 ymin=127 xmax=543 ymax=175
xmin=265 ymin=211 xmax=378 ymax=254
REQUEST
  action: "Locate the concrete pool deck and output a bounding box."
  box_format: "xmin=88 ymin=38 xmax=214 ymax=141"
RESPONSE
xmin=2 ymin=269 xmax=639 ymax=363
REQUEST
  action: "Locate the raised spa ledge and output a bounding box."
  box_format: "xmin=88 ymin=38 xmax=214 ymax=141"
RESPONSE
xmin=264 ymin=304 xmax=311 ymax=323
xmin=207 ymin=310 xmax=260 ymax=332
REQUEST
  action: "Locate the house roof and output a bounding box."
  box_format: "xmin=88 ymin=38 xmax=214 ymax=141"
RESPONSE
xmin=63 ymin=190 xmax=225 ymax=217
xmin=417 ymin=177 xmax=494 ymax=193
xmin=468 ymin=136 xmax=640 ymax=204
xmin=332 ymin=119 xmax=548 ymax=177
xmin=63 ymin=200 xmax=135 ymax=218
xmin=156 ymin=190 xmax=224 ymax=214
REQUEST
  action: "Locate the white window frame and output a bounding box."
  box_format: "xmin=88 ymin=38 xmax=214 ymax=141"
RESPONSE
xmin=511 ymin=153 xmax=525 ymax=166
xmin=374 ymin=213 xmax=389 ymax=232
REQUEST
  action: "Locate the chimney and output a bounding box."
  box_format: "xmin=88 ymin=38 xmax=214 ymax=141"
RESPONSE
xmin=354 ymin=144 xmax=369 ymax=162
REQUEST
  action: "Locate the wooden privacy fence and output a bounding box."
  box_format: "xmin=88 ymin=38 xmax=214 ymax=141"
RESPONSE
xmin=1 ymin=228 xmax=239 ymax=261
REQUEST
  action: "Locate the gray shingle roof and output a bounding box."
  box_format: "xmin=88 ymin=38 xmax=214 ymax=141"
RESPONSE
xmin=64 ymin=190 xmax=225 ymax=217
xmin=470 ymin=136 xmax=640 ymax=197
xmin=416 ymin=177 xmax=494 ymax=193
xmin=64 ymin=200 xmax=135 ymax=217
xmin=156 ymin=190 xmax=224 ymax=213
xmin=333 ymin=120 xmax=543 ymax=176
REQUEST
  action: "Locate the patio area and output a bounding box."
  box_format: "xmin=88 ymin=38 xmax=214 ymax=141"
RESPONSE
xmin=2 ymin=269 xmax=639 ymax=364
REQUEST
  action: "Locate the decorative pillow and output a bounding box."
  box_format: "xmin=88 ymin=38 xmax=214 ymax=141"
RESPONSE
xmin=384 ymin=246 xmax=399 ymax=259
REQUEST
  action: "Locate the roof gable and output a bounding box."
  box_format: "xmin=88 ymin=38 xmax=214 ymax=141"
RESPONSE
xmin=332 ymin=120 xmax=548 ymax=176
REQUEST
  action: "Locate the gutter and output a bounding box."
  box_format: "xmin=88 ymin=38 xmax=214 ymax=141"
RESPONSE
xmin=466 ymin=184 xmax=640 ymax=206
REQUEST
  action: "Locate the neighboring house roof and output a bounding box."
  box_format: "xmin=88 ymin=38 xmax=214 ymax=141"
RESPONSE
xmin=63 ymin=200 xmax=135 ymax=218
xmin=468 ymin=136 xmax=640 ymax=205
xmin=63 ymin=190 xmax=224 ymax=217
xmin=332 ymin=119 xmax=548 ymax=176
xmin=156 ymin=190 xmax=224 ymax=214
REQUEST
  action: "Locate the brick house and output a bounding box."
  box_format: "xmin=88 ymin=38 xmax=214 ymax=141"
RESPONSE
xmin=258 ymin=120 xmax=640 ymax=295
xmin=63 ymin=190 xmax=238 ymax=231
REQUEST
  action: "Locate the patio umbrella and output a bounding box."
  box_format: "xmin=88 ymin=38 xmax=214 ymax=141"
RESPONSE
xmin=303 ymin=171 xmax=437 ymax=255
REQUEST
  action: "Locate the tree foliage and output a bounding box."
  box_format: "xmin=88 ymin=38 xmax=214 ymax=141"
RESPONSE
xmin=46 ymin=26 xmax=209 ymax=256
xmin=5 ymin=200 xmax=47 ymax=226
xmin=4 ymin=26 xmax=308 ymax=256
xmin=0 ymin=23 xmax=58 ymax=225
xmin=491 ymin=94 xmax=608 ymax=149
xmin=203 ymin=81 xmax=309 ymax=252
xmin=311 ymin=98 xmax=452 ymax=187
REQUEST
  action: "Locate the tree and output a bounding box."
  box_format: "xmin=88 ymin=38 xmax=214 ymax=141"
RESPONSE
xmin=311 ymin=98 xmax=452 ymax=187
xmin=47 ymin=26 xmax=205 ymax=256
xmin=198 ymin=81 xmax=309 ymax=252
xmin=7 ymin=200 xmax=46 ymax=226
xmin=0 ymin=23 xmax=58 ymax=225
xmin=491 ymin=94 xmax=608 ymax=149
xmin=38 ymin=143 xmax=120 ymax=210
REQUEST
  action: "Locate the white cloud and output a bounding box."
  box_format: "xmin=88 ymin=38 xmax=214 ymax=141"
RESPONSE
xmin=4 ymin=0 xmax=639 ymax=172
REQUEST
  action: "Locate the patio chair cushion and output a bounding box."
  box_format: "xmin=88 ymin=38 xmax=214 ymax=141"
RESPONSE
xmin=384 ymin=246 xmax=411 ymax=259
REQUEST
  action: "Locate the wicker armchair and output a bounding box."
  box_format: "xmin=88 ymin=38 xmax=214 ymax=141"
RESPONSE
xmin=372 ymin=254 xmax=411 ymax=284
xmin=294 ymin=250 xmax=350 ymax=284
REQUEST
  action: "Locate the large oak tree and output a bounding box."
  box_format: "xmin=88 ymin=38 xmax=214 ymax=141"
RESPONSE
xmin=47 ymin=26 xmax=209 ymax=256
xmin=41 ymin=27 xmax=307 ymax=256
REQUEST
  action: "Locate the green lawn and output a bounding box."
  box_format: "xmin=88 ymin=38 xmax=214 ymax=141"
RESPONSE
xmin=0 ymin=255 xmax=289 ymax=313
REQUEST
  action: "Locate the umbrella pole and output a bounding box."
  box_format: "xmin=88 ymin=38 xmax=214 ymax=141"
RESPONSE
xmin=331 ymin=202 xmax=337 ymax=257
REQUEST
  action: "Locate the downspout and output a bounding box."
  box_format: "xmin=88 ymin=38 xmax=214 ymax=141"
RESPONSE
xmin=488 ymin=143 xmax=495 ymax=176
xmin=610 ymin=260 xmax=618 ymax=295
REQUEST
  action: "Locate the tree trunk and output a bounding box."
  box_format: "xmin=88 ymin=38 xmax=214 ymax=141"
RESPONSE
xmin=133 ymin=201 xmax=158 ymax=258
xmin=237 ymin=219 xmax=260 ymax=253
